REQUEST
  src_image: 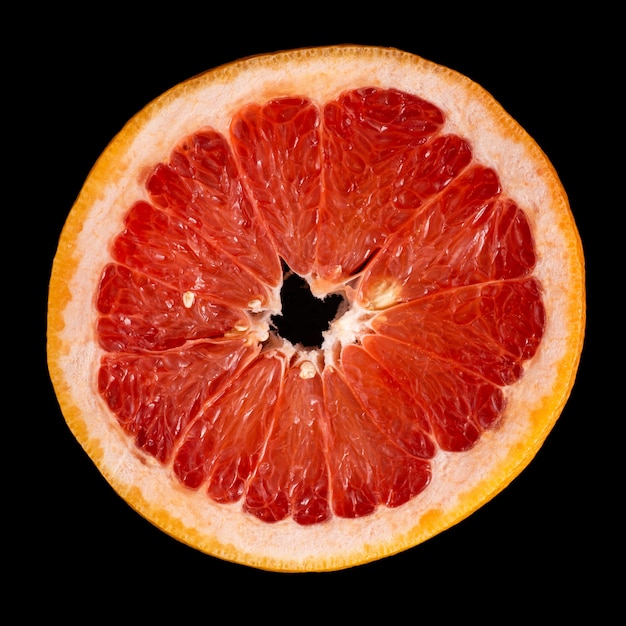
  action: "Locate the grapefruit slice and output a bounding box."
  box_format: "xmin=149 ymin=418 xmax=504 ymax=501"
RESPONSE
xmin=47 ymin=46 xmax=585 ymax=572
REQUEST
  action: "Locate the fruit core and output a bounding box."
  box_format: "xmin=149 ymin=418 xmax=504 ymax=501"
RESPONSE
xmin=272 ymin=268 xmax=345 ymax=349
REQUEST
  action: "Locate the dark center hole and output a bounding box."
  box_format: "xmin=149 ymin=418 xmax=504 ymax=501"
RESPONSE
xmin=272 ymin=271 xmax=344 ymax=348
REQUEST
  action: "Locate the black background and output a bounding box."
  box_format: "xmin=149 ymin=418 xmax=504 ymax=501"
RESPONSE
xmin=28 ymin=6 xmax=613 ymax=619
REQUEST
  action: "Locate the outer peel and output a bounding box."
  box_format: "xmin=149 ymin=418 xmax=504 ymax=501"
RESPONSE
xmin=47 ymin=46 xmax=585 ymax=572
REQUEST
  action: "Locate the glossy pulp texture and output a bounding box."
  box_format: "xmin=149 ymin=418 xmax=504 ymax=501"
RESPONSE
xmin=96 ymin=88 xmax=544 ymax=526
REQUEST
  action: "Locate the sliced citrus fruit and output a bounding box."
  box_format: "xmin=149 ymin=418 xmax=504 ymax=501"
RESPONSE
xmin=47 ymin=45 xmax=585 ymax=572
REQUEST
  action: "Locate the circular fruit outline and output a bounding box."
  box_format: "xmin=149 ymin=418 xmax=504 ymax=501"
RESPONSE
xmin=48 ymin=46 xmax=585 ymax=571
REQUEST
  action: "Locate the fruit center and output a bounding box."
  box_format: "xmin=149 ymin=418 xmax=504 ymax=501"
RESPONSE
xmin=272 ymin=268 xmax=344 ymax=348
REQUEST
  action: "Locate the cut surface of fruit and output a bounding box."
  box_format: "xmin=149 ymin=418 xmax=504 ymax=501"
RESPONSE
xmin=47 ymin=46 xmax=585 ymax=572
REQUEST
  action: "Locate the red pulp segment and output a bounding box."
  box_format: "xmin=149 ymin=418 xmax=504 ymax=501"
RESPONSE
xmin=95 ymin=87 xmax=545 ymax=524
